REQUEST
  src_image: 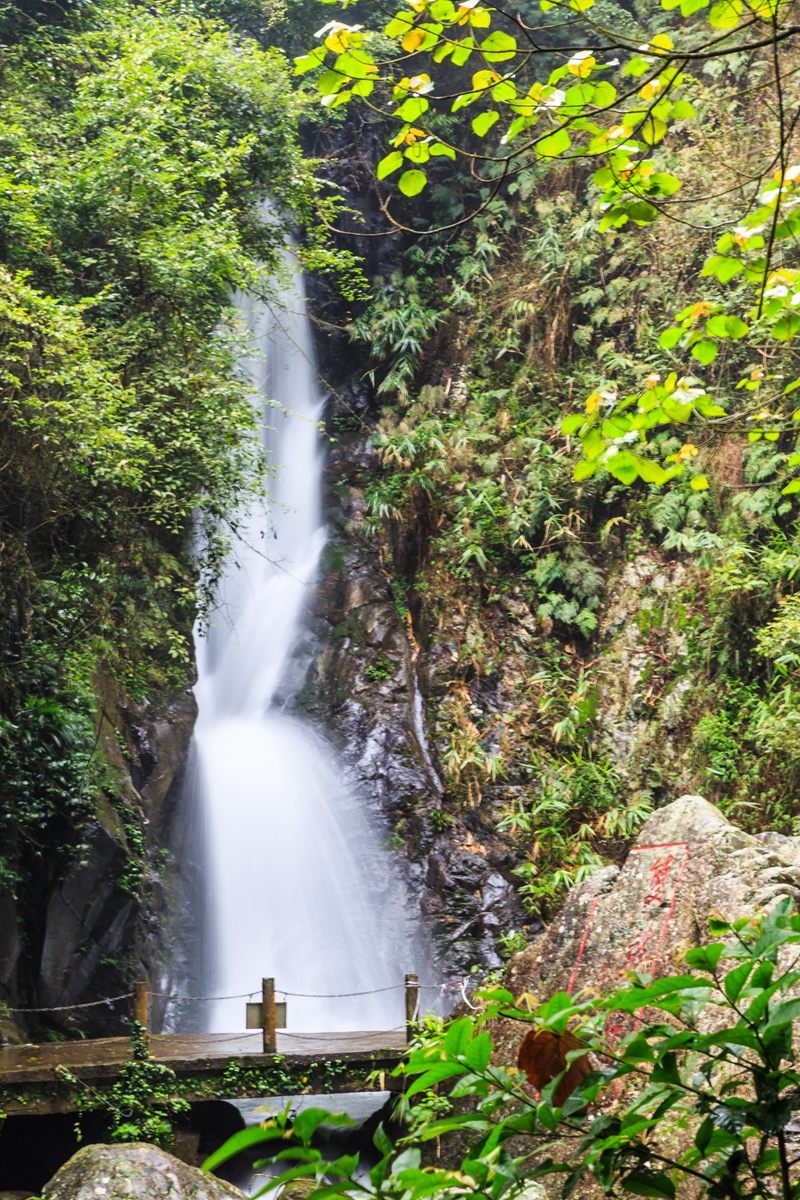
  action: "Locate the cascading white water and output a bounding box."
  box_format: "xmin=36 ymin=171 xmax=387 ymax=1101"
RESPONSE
xmin=191 ymin=260 xmax=416 ymax=1034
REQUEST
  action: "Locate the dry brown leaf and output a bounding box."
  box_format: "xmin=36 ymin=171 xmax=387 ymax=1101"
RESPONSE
xmin=517 ymin=1028 xmax=591 ymax=1106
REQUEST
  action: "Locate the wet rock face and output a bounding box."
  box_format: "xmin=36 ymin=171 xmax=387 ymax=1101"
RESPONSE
xmin=300 ymin=424 xmax=526 ymax=976
xmin=492 ymin=793 xmax=800 ymax=1060
xmin=42 ymin=1143 xmax=245 ymax=1200
xmin=0 ymin=677 xmax=197 ymax=1037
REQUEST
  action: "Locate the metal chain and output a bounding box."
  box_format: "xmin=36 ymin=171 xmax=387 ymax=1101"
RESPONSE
xmin=5 ymin=991 xmax=133 ymax=1014
xmin=4 ymin=979 xmax=466 ymax=1015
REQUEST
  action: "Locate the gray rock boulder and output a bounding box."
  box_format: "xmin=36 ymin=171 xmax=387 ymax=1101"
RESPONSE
xmin=42 ymin=1144 xmax=245 ymax=1200
xmin=493 ymin=793 xmax=800 ymax=1061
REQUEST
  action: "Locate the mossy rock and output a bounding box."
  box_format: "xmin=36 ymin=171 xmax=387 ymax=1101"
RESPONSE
xmin=42 ymin=1143 xmax=246 ymax=1199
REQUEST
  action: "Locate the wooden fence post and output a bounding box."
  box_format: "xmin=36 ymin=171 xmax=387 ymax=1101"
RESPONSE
xmin=262 ymin=977 xmax=276 ymax=1054
xmin=133 ymin=981 xmax=149 ymax=1033
xmin=405 ymin=973 xmax=419 ymax=1044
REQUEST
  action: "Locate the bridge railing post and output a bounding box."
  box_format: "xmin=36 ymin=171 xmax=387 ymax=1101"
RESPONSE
xmin=134 ymin=980 xmax=149 ymax=1034
xmin=405 ymin=973 xmax=419 ymax=1044
xmin=262 ymin=977 xmax=276 ymax=1054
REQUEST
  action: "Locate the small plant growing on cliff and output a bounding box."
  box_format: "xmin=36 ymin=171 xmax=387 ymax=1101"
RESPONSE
xmin=59 ymin=1022 xmax=189 ymax=1146
xmin=205 ymin=898 xmax=800 ymax=1200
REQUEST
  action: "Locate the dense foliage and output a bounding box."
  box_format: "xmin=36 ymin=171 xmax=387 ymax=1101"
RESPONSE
xmin=0 ymin=0 xmax=322 ymax=898
xmin=320 ymin=35 xmax=800 ymax=919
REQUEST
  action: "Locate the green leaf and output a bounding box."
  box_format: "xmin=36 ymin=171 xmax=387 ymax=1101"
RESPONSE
xmin=404 ymin=1062 xmax=466 ymax=1097
xmin=395 ymin=96 xmax=429 ymax=122
xmin=671 ymin=99 xmax=695 ymax=119
xmin=709 ymin=0 xmax=742 ymax=26
xmin=562 ymin=414 xmax=585 ymax=435
xmin=464 ymin=1031 xmax=492 ymax=1071
xmin=606 ymin=450 xmax=639 ymax=485
xmin=692 ymin=340 xmax=718 ymax=365
xmin=685 ymin=943 xmax=724 ymax=971
xmin=782 ymin=479 xmax=800 ymax=494
xmin=574 ymin=458 xmax=601 ymax=481
xmin=726 ymin=315 xmax=749 ymax=339
xmin=690 ymin=475 xmax=709 ymax=490
xmin=724 ymin=960 xmax=752 ymax=1002
xmin=659 ymin=327 xmax=683 ymax=349
xmin=536 ymin=128 xmax=571 ymax=158
xmin=203 ymin=1124 xmax=284 ymax=1173
xmin=635 ymin=457 xmax=670 ymax=486
xmin=294 ymin=1109 xmax=356 ymax=1146
xmin=294 ymin=48 xmax=327 ymax=74
xmin=373 ymin=1123 xmax=392 ymax=1156
xmin=623 ymin=1171 xmax=675 ymax=1200
xmin=471 ymin=110 xmax=499 ymax=136
xmin=377 ymin=151 xmax=404 ymax=179
xmin=774 ymin=312 xmax=800 ymax=341
xmin=398 ymin=169 xmax=427 ymax=196
xmin=444 ymin=1017 xmax=474 ymax=1056
xmin=717 ymin=258 xmax=742 ymax=283
xmin=481 ymin=30 xmax=517 ymax=61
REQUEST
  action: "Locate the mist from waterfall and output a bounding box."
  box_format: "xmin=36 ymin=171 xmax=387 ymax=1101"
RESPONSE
xmin=190 ymin=262 xmax=417 ymax=1034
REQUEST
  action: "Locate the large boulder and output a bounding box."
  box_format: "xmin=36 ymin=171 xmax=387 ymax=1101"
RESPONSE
xmin=42 ymin=1144 xmax=245 ymax=1200
xmin=493 ymin=793 xmax=800 ymax=1060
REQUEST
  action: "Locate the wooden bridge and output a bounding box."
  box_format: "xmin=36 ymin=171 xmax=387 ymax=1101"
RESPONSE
xmin=0 ymin=977 xmax=421 ymax=1117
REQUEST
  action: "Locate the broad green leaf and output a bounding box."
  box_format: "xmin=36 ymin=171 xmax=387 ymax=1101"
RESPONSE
xmin=624 ymin=1171 xmax=675 ymax=1200
xmin=635 ymin=457 xmax=670 ymax=486
xmin=685 ymin=943 xmax=724 ymax=971
xmin=451 ymin=36 xmax=476 ymax=66
xmin=709 ymin=0 xmax=742 ymax=26
xmin=203 ymin=1124 xmax=283 ymax=1173
xmin=775 ymin=312 xmax=800 ymax=341
xmin=472 ymin=110 xmax=499 ymax=136
xmin=294 ymin=1109 xmax=356 ymax=1145
xmin=718 ymin=258 xmax=742 ymax=283
xmin=429 ymin=142 xmax=457 ymax=158
xmin=562 ymin=414 xmax=585 ymax=435
xmin=405 ymin=142 xmax=430 ymax=163
xmin=384 ymin=12 xmax=415 ymax=37
xmin=396 ymin=96 xmax=429 ymax=122
xmin=782 ymin=479 xmax=800 ymax=494
xmin=464 ymin=1031 xmax=492 ymax=1071
xmin=398 ymin=168 xmax=427 ymax=196
xmin=481 ymin=30 xmax=517 ymax=61
xmin=404 ymin=1062 xmax=466 ymax=1097
xmin=377 ymin=150 xmax=404 ymax=179
xmin=690 ymin=475 xmax=709 ymax=490
xmin=295 ymin=48 xmax=327 ymax=74
xmin=317 ymin=70 xmax=347 ymax=96
xmin=606 ymin=450 xmax=639 ymax=485
xmin=445 ymin=1017 xmax=474 ymax=1056
xmin=574 ymin=458 xmax=601 ymax=481
xmin=536 ymin=128 xmax=571 ymax=158
xmin=726 ymin=315 xmax=749 ymax=339
xmin=671 ymin=99 xmax=695 ymax=119
xmin=659 ymin=327 xmax=683 ymax=349
xmin=692 ymin=340 xmax=718 ymax=365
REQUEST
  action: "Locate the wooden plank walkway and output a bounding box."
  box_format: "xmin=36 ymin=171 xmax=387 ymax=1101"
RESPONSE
xmin=0 ymin=1031 xmax=408 ymax=1116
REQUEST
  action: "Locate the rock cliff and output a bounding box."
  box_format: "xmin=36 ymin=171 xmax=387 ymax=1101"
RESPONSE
xmin=0 ymin=675 xmax=198 ymax=1039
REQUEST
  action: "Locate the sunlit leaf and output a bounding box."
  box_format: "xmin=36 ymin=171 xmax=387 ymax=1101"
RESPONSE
xmin=398 ymin=168 xmax=427 ymax=195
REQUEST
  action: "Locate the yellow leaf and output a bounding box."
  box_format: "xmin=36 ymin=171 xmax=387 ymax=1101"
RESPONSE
xmin=650 ymin=32 xmax=673 ymax=51
xmin=567 ymin=51 xmax=595 ymax=77
xmin=401 ymin=26 xmax=427 ymax=50
xmin=690 ymin=475 xmax=709 ymax=490
xmin=585 ymin=392 xmax=601 ymax=413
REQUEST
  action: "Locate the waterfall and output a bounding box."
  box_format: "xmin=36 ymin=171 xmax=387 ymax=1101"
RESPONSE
xmin=190 ymin=260 xmax=416 ymax=1034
